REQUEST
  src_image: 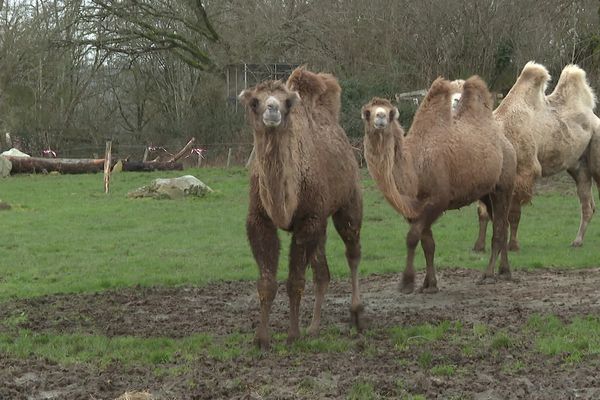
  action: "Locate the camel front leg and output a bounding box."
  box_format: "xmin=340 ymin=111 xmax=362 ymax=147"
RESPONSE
xmin=568 ymin=166 xmax=595 ymax=247
xmin=287 ymin=217 xmax=323 ymax=344
xmin=420 ymin=226 xmax=438 ymax=293
xmin=473 ymin=201 xmax=489 ymax=252
xmin=507 ymin=198 xmax=522 ymax=252
xmin=402 ymin=222 xmax=423 ymax=294
xmin=247 ymin=211 xmax=280 ymax=350
xmin=307 ymin=237 xmax=330 ymax=336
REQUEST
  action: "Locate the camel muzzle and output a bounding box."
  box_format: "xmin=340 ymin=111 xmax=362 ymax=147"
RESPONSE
xmin=263 ymin=110 xmax=282 ymax=127
xmin=374 ymin=118 xmax=388 ymax=129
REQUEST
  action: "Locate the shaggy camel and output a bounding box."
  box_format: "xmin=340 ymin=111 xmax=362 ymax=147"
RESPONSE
xmin=362 ymin=76 xmax=516 ymax=292
xmin=239 ymin=68 xmax=363 ymax=349
xmin=472 ymin=63 xmax=600 ymax=251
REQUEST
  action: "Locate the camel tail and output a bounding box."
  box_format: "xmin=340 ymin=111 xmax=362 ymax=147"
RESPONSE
xmin=454 ymin=75 xmax=494 ymax=118
xmin=287 ymin=67 xmax=342 ymax=118
xmin=549 ymin=64 xmax=596 ymax=111
xmin=410 ymin=77 xmax=453 ymax=134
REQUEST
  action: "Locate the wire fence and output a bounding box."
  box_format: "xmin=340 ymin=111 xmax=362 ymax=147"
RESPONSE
xmin=3 ymin=137 xmax=366 ymax=169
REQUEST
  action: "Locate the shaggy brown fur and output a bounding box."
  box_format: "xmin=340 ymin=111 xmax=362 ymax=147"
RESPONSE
xmin=240 ymin=68 xmax=363 ymax=349
xmin=362 ymin=76 xmax=516 ymax=292
xmin=473 ymin=63 xmax=600 ymax=251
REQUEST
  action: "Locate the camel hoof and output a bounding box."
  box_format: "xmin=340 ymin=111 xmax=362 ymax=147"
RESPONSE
xmin=508 ymin=241 xmax=520 ymax=252
xmin=286 ymin=333 xmax=299 ymax=346
xmin=307 ymin=324 xmax=320 ymax=337
xmin=472 ymin=243 xmax=485 ymax=252
xmin=400 ymin=281 xmax=415 ymax=294
xmin=478 ymin=275 xmax=496 ymax=285
xmin=419 ymin=285 xmax=439 ymax=294
xmin=350 ymin=304 xmax=365 ymax=332
xmin=254 ymin=336 xmax=271 ymax=351
xmin=571 ymin=239 xmax=583 ymax=248
xmin=498 ymin=271 xmax=512 ymax=281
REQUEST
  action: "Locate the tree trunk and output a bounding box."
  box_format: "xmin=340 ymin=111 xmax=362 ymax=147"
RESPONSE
xmin=6 ymin=157 xmax=183 ymax=174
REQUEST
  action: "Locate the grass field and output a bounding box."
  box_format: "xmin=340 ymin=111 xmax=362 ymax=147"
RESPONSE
xmin=1 ymin=168 xmax=599 ymax=399
xmin=0 ymin=168 xmax=597 ymax=300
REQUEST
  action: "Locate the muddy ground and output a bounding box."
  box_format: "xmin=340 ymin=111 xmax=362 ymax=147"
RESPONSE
xmin=1 ymin=267 xmax=600 ymax=400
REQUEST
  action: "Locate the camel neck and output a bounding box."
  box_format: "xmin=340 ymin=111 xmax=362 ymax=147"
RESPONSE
xmin=252 ymin=126 xmax=302 ymax=229
xmin=364 ymin=124 xmax=420 ymax=219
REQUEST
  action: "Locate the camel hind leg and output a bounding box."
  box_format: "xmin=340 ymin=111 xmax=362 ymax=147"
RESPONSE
xmin=332 ymin=191 xmax=363 ymax=331
xmin=568 ymin=164 xmax=595 ymax=247
xmin=307 ymin=236 xmax=330 ymax=336
xmin=473 ymin=201 xmax=489 ymax=252
xmin=480 ymin=189 xmax=512 ymax=283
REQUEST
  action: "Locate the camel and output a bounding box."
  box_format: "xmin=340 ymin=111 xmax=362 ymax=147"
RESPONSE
xmin=362 ymin=76 xmax=516 ymax=292
xmin=472 ymin=63 xmax=600 ymax=252
xmin=239 ymin=68 xmax=363 ymax=349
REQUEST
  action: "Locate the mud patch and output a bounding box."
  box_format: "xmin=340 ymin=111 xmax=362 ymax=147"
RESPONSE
xmin=1 ymin=267 xmax=600 ymax=399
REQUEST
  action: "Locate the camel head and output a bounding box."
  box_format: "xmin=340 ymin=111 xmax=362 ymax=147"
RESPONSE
xmin=361 ymin=97 xmax=399 ymax=133
xmin=449 ymin=79 xmax=465 ymax=112
xmin=239 ymin=81 xmax=301 ymax=132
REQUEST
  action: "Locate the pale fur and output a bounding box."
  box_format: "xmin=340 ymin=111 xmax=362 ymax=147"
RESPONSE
xmin=474 ymin=62 xmax=600 ymax=250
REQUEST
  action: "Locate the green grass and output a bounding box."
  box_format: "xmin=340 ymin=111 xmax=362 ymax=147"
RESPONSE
xmin=347 ymin=380 xmax=378 ymax=400
xmin=0 ymin=330 xmax=213 ymax=367
xmin=527 ymin=314 xmax=600 ymax=362
xmin=430 ymin=363 xmax=457 ymax=376
xmin=390 ymin=320 xmax=461 ymax=351
xmin=0 ymin=168 xmax=598 ymax=300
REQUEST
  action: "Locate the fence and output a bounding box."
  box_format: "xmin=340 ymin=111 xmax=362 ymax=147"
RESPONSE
xmin=3 ymin=137 xmax=366 ymax=169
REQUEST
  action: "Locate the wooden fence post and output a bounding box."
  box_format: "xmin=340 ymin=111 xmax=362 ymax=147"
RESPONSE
xmin=227 ymin=147 xmax=233 ymax=168
xmin=103 ymin=140 xmax=112 ymax=194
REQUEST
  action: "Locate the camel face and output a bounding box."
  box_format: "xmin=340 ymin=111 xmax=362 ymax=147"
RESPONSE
xmin=361 ymin=98 xmax=399 ymax=133
xmin=239 ymin=82 xmax=300 ymax=131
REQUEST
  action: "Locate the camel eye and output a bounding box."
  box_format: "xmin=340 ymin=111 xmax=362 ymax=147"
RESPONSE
xmin=364 ymin=110 xmax=371 ymax=120
xmin=250 ymin=98 xmax=259 ymax=110
xmin=389 ymin=109 xmax=395 ymax=121
xmin=285 ymin=98 xmax=293 ymax=109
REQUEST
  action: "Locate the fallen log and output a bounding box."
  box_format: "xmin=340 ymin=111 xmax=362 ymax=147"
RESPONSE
xmin=6 ymin=156 xmax=183 ymax=174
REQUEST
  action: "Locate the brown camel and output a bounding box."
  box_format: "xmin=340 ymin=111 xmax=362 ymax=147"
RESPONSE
xmin=472 ymin=63 xmax=600 ymax=251
xmin=239 ymin=68 xmax=363 ymax=349
xmin=362 ymin=76 xmax=516 ymax=292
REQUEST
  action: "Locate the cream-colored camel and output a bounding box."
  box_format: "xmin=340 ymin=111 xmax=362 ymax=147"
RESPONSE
xmin=473 ymin=63 xmax=600 ymax=251
xmin=362 ymin=76 xmax=516 ymax=292
xmin=240 ymin=68 xmax=363 ymax=349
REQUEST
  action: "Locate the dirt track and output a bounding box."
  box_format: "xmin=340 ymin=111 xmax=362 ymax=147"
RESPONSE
xmin=1 ymin=267 xmax=600 ymax=399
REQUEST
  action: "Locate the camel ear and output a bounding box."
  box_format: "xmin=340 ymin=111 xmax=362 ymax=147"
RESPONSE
xmin=361 ymin=106 xmax=370 ymax=121
xmin=286 ymin=91 xmax=300 ymax=109
xmin=238 ymin=89 xmax=252 ymax=106
xmin=390 ymin=107 xmax=399 ymax=121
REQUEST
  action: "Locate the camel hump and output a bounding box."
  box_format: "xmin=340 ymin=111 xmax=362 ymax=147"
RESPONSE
xmin=408 ymin=77 xmax=453 ymax=135
xmin=287 ymin=67 xmax=342 ymax=118
xmin=454 ymin=75 xmax=493 ymax=117
xmin=518 ymin=61 xmax=551 ymax=89
xmin=426 ymin=77 xmax=454 ymax=99
xmin=549 ymin=64 xmax=596 ymax=110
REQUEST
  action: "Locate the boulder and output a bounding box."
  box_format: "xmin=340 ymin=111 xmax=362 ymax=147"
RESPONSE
xmin=128 ymin=175 xmax=213 ymax=199
xmin=0 ymin=148 xmax=30 ymax=157
xmin=0 ymin=156 xmax=11 ymax=177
